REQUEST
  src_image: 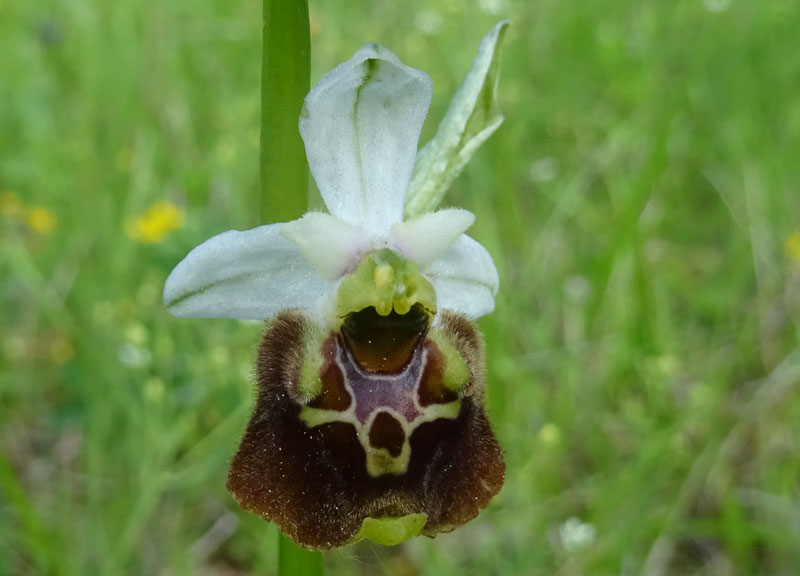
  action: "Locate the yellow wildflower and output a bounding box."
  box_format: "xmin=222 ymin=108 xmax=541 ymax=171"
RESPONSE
xmin=787 ymin=232 xmax=800 ymax=264
xmin=26 ymin=206 xmax=57 ymax=235
xmin=126 ymin=200 xmax=184 ymax=244
xmin=0 ymin=191 xmax=23 ymax=218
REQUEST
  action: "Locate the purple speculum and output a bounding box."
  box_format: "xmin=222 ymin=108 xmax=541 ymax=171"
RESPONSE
xmin=301 ymin=305 xmax=463 ymax=478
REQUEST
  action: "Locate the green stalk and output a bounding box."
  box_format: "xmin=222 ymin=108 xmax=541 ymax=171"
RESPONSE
xmin=279 ymin=532 xmax=322 ymax=575
xmin=259 ymin=0 xmax=322 ymax=573
xmin=260 ymin=0 xmax=310 ymax=222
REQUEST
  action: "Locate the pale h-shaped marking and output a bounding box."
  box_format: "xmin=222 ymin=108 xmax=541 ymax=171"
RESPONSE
xmin=299 ymin=337 xmax=461 ymax=477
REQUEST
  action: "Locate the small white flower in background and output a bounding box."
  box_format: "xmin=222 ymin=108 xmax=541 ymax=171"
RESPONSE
xmin=164 ymin=22 xmax=510 ymax=550
xmin=117 ymin=343 xmax=152 ymax=369
xmin=564 ymin=274 xmax=592 ymax=303
xmin=479 ymin=0 xmax=509 ymax=16
xmin=528 ymin=156 xmax=559 ymax=183
xmin=415 ymin=10 xmax=442 ymax=35
xmin=559 ymin=517 xmax=596 ymax=552
xmin=703 ymin=0 xmax=732 ymax=13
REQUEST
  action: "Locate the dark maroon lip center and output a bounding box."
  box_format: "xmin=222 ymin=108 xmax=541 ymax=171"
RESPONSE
xmin=340 ymin=303 xmax=430 ymax=373
xmin=368 ymin=411 xmax=405 ymax=457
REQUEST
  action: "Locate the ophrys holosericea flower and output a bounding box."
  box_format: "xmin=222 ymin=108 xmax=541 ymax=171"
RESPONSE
xmin=164 ymin=21 xmax=509 ymax=549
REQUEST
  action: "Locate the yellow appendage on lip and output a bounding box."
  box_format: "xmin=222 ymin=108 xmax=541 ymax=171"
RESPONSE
xmin=352 ymin=514 xmax=428 ymax=546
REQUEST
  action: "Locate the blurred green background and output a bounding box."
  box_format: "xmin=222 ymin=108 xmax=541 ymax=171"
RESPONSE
xmin=2 ymin=0 xmax=800 ymax=574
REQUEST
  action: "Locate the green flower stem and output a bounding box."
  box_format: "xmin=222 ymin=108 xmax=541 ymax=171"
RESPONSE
xmin=279 ymin=532 xmax=323 ymax=575
xmin=259 ymin=0 xmax=322 ymax=573
xmin=260 ymin=0 xmax=311 ymax=223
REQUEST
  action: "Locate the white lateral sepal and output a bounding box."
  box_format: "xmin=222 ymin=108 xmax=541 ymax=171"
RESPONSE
xmin=163 ymin=225 xmax=328 ymax=320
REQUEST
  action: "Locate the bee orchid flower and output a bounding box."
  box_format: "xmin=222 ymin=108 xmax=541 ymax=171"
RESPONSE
xmin=164 ymin=21 xmax=509 ymax=549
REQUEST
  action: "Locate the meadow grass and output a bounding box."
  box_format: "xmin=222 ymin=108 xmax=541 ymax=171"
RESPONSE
xmin=2 ymin=0 xmax=800 ymax=574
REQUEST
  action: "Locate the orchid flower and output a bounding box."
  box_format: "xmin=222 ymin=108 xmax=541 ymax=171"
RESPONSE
xmin=164 ymin=22 xmax=510 ymax=549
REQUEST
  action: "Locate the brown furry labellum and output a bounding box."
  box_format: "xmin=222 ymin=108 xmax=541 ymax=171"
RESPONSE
xmin=227 ymin=306 xmax=505 ymax=549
